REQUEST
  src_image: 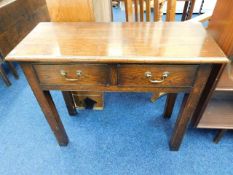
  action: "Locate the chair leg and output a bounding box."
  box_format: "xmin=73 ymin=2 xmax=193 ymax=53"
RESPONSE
xmin=213 ymin=129 xmax=227 ymax=144
xmin=0 ymin=64 xmax=11 ymax=86
xmin=62 ymin=91 xmax=77 ymax=116
xmin=181 ymin=1 xmax=189 ymax=21
xmin=163 ymin=93 xmax=177 ymax=119
xmin=7 ymin=62 xmax=19 ymax=79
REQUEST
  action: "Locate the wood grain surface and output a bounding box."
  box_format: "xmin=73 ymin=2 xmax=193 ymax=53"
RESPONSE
xmin=34 ymin=64 xmax=110 ymax=86
xmin=45 ymin=0 xmax=95 ymax=22
xmin=6 ymin=22 xmax=228 ymax=64
xmin=118 ymin=64 xmax=197 ymax=87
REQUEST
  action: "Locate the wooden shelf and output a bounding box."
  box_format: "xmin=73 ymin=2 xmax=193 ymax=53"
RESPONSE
xmin=197 ymin=63 xmax=233 ymax=129
xmin=197 ymin=92 xmax=233 ymax=129
xmin=216 ymin=63 xmax=233 ymax=91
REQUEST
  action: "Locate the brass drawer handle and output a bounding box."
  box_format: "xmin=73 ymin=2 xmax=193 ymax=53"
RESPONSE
xmin=60 ymin=70 xmax=82 ymax=81
xmin=144 ymin=71 xmax=170 ymax=83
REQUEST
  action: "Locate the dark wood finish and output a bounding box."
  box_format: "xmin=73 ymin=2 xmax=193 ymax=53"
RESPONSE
xmin=163 ymin=93 xmax=177 ymax=119
xmin=0 ymin=0 xmax=50 ymax=56
xmin=0 ymin=50 xmax=18 ymax=86
xmin=1 ymin=52 xmax=18 ymax=80
xmin=187 ymin=0 xmax=195 ymax=20
xmin=134 ymin=0 xmax=139 ymax=21
xmin=181 ymin=1 xmax=189 ymax=21
xmin=181 ymin=0 xmax=196 ymax=21
xmin=213 ymin=129 xmax=227 ymax=144
xmin=45 ymin=0 xmax=98 ymax=115
xmin=41 ymin=84 xmax=190 ymax=93
xmin=191 ymin=64 xmax=225 ymax=127
xmin=170 ymin=64 xmax=212 ymax=150
xmin=124 ymin=0 xmax=195 ymax=104
xmin=33 ymin=64 xmax=110 ymax=86
xmin=118 ymin=65 xmax=198 ymax=87
xmin=6 ymin=23 xmax=227 ymax=64
xmin=62 ymin=91 xmax=77 ymax=116
xmin=0 ymin=64 xmax=11 ymax=86
xmin=6 ymin=23 xmax=228 ymax=150
xmin=21 ymin=63 xmax=68 ymax=146
xmin=6 ymin=62 xmax=19 ymax=79
xmin=0 ymin=0 xmax=49 ymax=86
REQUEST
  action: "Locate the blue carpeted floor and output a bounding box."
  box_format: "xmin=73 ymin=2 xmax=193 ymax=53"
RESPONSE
xmin=0 ymin=7 xmax=232 ymax=175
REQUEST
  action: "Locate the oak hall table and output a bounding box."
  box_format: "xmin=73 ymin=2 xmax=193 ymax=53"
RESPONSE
xmin=6 ymin=22 xmax=228 ymax=151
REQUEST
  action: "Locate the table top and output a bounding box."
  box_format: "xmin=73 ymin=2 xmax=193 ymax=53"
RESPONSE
xmin=6 ymin=22 xmax=228 ymax=64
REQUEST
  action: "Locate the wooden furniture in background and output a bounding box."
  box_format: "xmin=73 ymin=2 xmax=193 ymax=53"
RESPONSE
xmin=46 ymin=0 xmax=112 ymax=22
xmin=45 ymin=0 xmax=95 ymax=22
xmin=0 ymin=55 xmax=11 ymax=86
xmin=124 ymin=0 xmax=174 ymax=22
xmin=0 ymin=0 xmax=50 ymax=56
xmin=46 ymin=0 xmax=110 ymax=112
xmin=181 ymin=0 xmax=196 ymax=21
xmin=124 ymin=0 xmax=195 ymax=22
xmin=0 ymin=50 xmax=18 ymax=86
xmin=0 ymin=0 xmax=50 ymax=86
xmin=192 ymin=0 xmax=233 ymax=143
xmin=124 ymin=0 xmax=196 ymax=105
xmin=0 ymin=0 xmax=49 ymax=85
xmin=6 ymin=22 xmax=228 ymax=150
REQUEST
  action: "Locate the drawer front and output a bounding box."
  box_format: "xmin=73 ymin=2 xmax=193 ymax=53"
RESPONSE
xmin=34 ymin=64 xmax=110 ymax=86
xmin=118 ymin=65 xmax=198 ymax=87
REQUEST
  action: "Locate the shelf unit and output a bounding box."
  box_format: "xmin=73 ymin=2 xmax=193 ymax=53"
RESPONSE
xmin=196 ymin=0 xmax=233 ymax=143
xmin=198 ymin=63 xmax=233 ymax=129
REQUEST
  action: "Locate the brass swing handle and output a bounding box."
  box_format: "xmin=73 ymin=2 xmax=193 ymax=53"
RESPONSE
xmin=60 ymin=70 xmax=82 ymax=81
xmin=144 ymin=71 xmax=170 ymax=84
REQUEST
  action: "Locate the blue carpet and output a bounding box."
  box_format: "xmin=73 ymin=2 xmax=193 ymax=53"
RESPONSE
xmin=0 ymin=7 xmax=232 ymax=175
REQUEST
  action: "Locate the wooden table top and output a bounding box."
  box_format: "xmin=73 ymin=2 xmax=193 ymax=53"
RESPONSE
xmin=6 ymin=22 xmax=228 ymax=64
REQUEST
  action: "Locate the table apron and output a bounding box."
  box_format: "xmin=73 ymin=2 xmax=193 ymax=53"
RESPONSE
xmin=39 ymin=84 xmax=192 ymax=93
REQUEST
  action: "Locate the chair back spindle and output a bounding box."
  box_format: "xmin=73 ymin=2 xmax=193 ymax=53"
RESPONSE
xmin=125 ymin=0 xmax=176 ymax=22
xmin=124 ymin=0 xmax=195 ymax=22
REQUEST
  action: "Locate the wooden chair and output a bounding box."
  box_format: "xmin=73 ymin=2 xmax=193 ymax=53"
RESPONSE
xmin=0 ymin=50 xmax=18 ymax=86
xmin=124 ymin=0 xmax=196 ymax=22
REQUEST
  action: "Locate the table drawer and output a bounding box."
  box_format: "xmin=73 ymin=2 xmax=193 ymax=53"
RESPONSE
xmin=33 ymin=64 xmax=110 ymax=86
xmin=118 ymin=65 xmax=198 ymax=87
